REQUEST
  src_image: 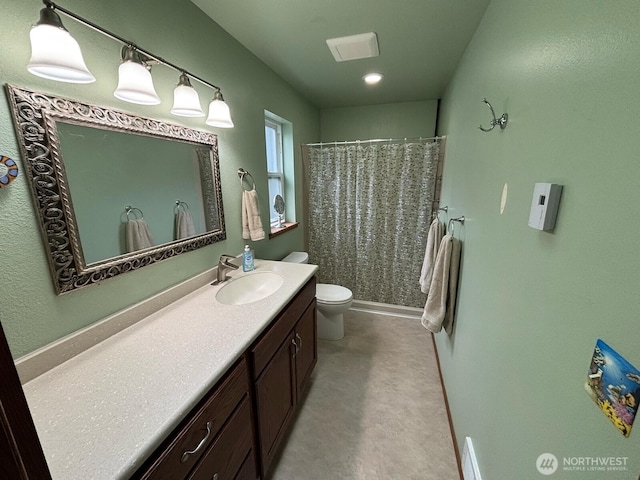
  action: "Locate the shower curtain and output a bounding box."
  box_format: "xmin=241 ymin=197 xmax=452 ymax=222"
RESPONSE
xmin=304 ymin=139 xmax=442 ymax=308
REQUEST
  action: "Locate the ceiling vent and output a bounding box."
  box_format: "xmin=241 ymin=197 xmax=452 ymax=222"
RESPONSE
xmin=326 ymin=32 xmax=379 ymax=62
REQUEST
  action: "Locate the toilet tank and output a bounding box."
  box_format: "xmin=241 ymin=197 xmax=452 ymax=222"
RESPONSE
xmin=281 ymin=251 xmax=309 ymax=264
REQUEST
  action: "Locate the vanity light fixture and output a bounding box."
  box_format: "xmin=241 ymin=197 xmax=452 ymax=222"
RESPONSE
xmin=113 ymin=46 xmax=161 ymax=105
xmin=27 ymin=0 xmax=233 ymax=127
xmin=27 ymin=4 xmax=95 ymax=83
xmin=206 ymin=89 xmax=235 ymax=128
xmin=171 ymin=73 xmax=205 ymax=117
xmin=363 ymin=72 xmax=384 ymax=85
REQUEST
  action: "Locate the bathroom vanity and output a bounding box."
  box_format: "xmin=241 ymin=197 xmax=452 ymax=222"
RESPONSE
xmin=6 ymin=260 xmax=318 ymax=480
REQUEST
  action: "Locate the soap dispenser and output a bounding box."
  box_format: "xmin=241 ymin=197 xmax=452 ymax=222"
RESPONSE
xmin=242 ymin=245 xmax=254 ymax=272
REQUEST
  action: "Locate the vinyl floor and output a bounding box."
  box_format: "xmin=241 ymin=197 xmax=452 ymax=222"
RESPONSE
xmin=269 ymin=310 xmax=460 ymax=480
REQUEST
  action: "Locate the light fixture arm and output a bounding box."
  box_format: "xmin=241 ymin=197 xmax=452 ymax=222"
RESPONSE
xmin=40 ymin=0 xmax=222 ymax=92
xmin=478 ymin=97 xmax=508 ymax=132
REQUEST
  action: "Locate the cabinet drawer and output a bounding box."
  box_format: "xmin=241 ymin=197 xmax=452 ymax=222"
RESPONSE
xmin=188 ymin=398 xmax=255 ymax=480
xmin=252 ymin=277 xmax=316 ymax=377
xmin=139 ymin=358 xmax=250 ymax=480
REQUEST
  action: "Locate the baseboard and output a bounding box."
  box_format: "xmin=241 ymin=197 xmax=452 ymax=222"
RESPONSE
xmin=350 ymin=299 xmax=422 ymax=320
xmin=431 ymin=334 xmax=464 ymax=480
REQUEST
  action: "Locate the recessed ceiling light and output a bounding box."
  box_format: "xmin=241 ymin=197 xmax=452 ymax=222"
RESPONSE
xmin=363 ymin=73 xmax=383 ymax=85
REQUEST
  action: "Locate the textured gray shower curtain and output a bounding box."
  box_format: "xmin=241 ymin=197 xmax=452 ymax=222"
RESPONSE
xmin=305 ymin=140 xmax=441 ymax=308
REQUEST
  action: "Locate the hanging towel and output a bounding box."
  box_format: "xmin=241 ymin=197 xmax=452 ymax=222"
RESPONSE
xmin=242 ymin=189 xmax=265 ymax=241
xmin=442 ymin=237 xmax=461 ymax=335
xmin=175 ymin=210 xmax=196 ymax=240
xmin=419 ymin=217 xmax=444 ymax=294
xmin=125 ymin=218 xmax=154 ymax=253
xmin=421 ymin=234 xmax=461 ymax=335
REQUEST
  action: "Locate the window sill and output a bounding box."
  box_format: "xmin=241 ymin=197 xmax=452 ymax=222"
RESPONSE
xmin=269 ymin=222 xmax=299 ymax=239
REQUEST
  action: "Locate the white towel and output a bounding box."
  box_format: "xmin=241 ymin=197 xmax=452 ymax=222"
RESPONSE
xmin=421 ymin=234 xmax=461 ymax=335
xmin=419 ymin=217 xmax=444 ymax=294
xmin=242 ymin=189 xmax=265 ymax=241
xmin=125 ymin=218 xmax=154 ymax=252
xmin=175 ymin=210 xmax=196 ymax=240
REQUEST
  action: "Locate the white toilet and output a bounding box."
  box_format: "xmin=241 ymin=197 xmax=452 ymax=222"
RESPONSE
xmin=282 ymin=252 xmax=353 ymax=340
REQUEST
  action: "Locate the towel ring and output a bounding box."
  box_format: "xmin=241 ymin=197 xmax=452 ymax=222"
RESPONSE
xmin=175 ymin=200 xmax=190 ymax=212
xmin=125 ymin=205 xmax=144 ymax=220
xmin=436 ymin=205 xmax=448 ymax=222
xmin=238 ymin=168 xmax=255 ymax=191
xmin=448 ymin=216 xmax=465 ymax=236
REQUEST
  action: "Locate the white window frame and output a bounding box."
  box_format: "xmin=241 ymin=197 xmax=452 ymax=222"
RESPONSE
xmin=265 ymin=117 xmax=285 ymax=226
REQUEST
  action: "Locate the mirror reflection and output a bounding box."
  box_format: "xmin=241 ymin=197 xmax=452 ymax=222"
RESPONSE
xmin=6 ymin=84 xmax=226 ymax=294
xmin=57 ymin=122 xmax=212 ymax=263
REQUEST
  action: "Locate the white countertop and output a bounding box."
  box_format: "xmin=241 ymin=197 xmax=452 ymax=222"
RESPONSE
xmin=21 ymin=260 xmax=318 ymax=480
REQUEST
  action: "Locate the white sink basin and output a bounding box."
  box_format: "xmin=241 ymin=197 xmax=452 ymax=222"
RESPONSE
xmin=215 ymin=271 xmax=284 ymax=305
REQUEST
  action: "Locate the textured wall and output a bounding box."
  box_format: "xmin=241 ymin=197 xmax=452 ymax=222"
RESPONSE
xmin=0 ymin=0 xmax=319 ymax=357
xmin=436 ymin=1 xmax=640 ymax=478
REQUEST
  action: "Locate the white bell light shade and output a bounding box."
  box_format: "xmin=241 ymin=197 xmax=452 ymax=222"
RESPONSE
xmin=206 ymin=90 xmax=234 ymax=128
xmin=114 ymin=48 xmax=161 ymax=105
xmin=171 ymin=74 xmax=205 ymax=117
xmin=27 ymin=7 xmax=95 ymax=83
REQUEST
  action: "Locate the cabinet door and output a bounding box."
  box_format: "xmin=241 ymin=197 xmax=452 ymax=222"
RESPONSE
xmin=294 ymin=301 xmax=317 ymax=398
xmin=234 ymin=451 xmax=258 ymax=480
xmin=0 ymin=322 xmax=51 ymax=479
xmin=254 ymin=337 xmax=296 ymax=475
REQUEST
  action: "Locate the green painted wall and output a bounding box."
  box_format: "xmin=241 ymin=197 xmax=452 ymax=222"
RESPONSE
xmin=0 ymin=0 xmax=319 ymax=358
xmin=436 ymin=1 xmax=640 ymax=479
xmin=320 ymin=100 xmax=438 ymax=142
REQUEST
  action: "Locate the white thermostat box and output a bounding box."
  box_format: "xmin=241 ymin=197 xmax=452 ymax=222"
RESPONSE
xmin=528 ymin=183 xmax=563 ymax=231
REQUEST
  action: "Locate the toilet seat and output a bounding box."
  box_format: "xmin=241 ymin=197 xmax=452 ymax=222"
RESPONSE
xmin=316 ymin=283 xmax=353 ymax=305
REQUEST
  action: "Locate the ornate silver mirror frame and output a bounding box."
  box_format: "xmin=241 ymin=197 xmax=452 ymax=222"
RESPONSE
xmin=6 ymin=84 xmax=226 ymax=294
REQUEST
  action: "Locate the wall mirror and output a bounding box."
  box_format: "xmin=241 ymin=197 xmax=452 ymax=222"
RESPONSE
xmin=6 ymin=85 xmax=226 ymax=294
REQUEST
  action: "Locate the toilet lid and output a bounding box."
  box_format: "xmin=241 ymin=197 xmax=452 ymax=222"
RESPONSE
xmin=316 ymin=283 xmax=353 ymax=304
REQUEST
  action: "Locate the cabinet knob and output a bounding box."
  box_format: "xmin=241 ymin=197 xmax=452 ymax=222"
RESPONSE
xmin=212 ymin=474 xmax=218 ymax=480
xmin=296 ymin=332 xmax=303 ymax=350
xmin=181 ymin=421 xmax=212 ymax=463
xmin=291 ymin=337 xmax=299 ymax=357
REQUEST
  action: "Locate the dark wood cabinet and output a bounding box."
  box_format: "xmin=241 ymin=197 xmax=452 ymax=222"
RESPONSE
xmin=136 ymin=357 xmax=257 ymax=480
xmin=137 ymin=276 xmax=317 ymax=480
xmin=187 ymin=397 xmax=256 ymax=480
xmin=293 ymin=303 xmax=317 ymax=399
xmin=250 ymin=277 xmax=317 ymax=478
xmin=0 ymin=322 xmax=52 ymax=480
xmin=253 ymin=333 xmax=297 ymax=473
xmin=0 ymin=275 xmax=317 ymax=480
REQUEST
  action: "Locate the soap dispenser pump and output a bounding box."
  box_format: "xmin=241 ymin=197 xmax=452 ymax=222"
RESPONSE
xmin=242 ymin=245 xmax=254 ymax=272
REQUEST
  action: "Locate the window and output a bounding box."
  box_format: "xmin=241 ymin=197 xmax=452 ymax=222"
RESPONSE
xmin=265 ymin=117 xmax=284 ymax=226
xmin=264 ymin=111 xmax=296 ymax=236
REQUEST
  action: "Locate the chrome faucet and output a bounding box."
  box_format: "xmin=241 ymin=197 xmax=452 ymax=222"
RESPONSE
xmin=213 ymin=254 xmax=239 ymax=285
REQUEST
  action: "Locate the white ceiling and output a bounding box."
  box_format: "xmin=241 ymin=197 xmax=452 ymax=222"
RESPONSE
xmin=191 ymin=0 xmax=491 ymax=108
